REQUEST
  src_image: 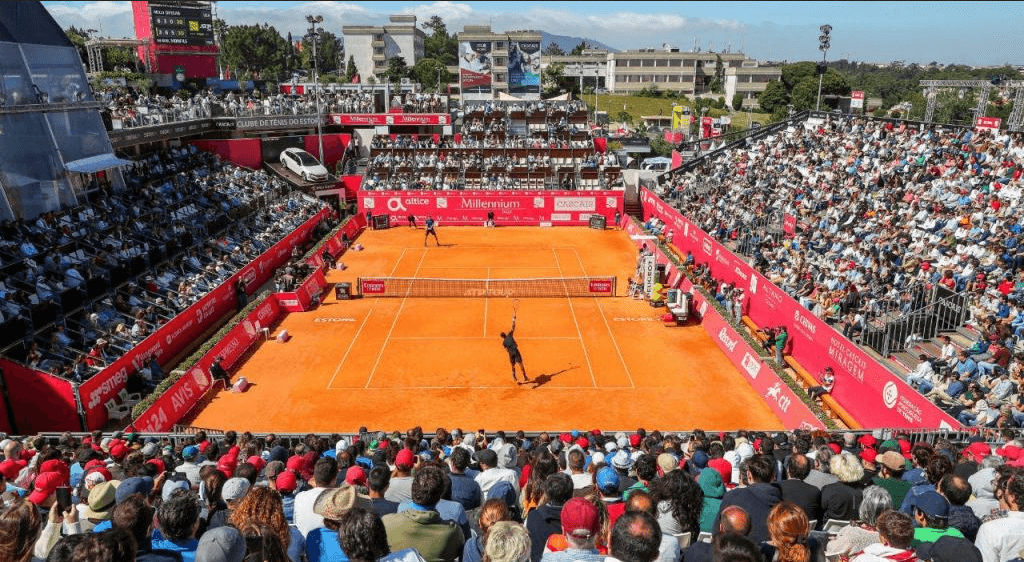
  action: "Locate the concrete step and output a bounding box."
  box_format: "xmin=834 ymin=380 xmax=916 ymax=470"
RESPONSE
xmin=890 ymin=352 xmax=916 ymax=374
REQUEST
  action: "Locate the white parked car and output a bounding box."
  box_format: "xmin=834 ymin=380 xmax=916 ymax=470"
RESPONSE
xmin=280 ymin=147 xmax=328 ymax=182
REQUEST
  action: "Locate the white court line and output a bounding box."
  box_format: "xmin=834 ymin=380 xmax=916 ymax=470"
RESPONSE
xmin=328 ymin=385 xmax=637 ymax=390
xmin=364 ymin=248 xmax=428 ymax=389
xmin=390 ymin=336 xmax=579 ymax=340
xmin=572 ymin=247 xmax=636 ymax=389
xmin=326 ymin=248 xmax=407 ymax=388
xmin=483 ymin=267 xmax=489 ymax=337
xmin=416 ymin=266 xmax=561 ymax=270
xmin=552 ymin=248 xmax=597 ymax=388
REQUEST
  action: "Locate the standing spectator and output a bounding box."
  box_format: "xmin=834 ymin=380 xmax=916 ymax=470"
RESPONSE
xmin=609 ymin=511 xmax=662 ymax=562
xmin=151 ymin=490 xmax=202 ymax=562
xmin=195 ymin=527 xmax=247 ymax=562
xmin=447 ymin=447 xmax=482 ymax=511
xmin=539 ymin=497 xmax=604 ymax=562
xmin=367 ymin=465 xmax=399 ymax=518
xmin=526 ymin=473 xmax=573 ymax=562
xmin=714 ymin=455 xmax=782 ymax=543
xmin=464 ymin=499 xmax=510 ymax=562
xmin=293 ymin=457 xmax=339 ymax=537
xmin=483 ymin=521 xmax=531 ymax=562
xmin=974 ymin=468 xmax=1024 ymax=562
xmin=475 ymin=448 xmax=519 ymax=497
xmin=306 ymin=486 xmax=369 ymax=562
xmin=111 ymin=493 xmax=182 ymax=562
xmin=697 ymin=466 xmax=726 ymax=534
xmin=821 ymin=452 xmax=866 ymax=523
xmin=652 ymin=470 xmax=703 ymax=538
xmin=775 ymin=454 xmax=822 ymax=527
xmin=229 ymin=486 xmax=304 ymax=562
xmin=382 ymin=465 xmax=464 ymax=562
xmin=775 ymin=326 xmax=788 ymax=365
xmin=385 ymin=449 xmax=416 ymax=504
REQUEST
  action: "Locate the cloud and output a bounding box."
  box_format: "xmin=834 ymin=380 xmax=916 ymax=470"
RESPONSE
xmin=400 ymin=1 xmax=474 ymax=24
xmin=45 ymin=1 xmax=133 ymax=37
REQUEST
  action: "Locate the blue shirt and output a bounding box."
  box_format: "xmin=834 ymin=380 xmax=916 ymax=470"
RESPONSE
xmin=305 ymin=527 xmax=348 ymax=562
xmin=150 ymin=537 xmax=198 ymax=562
xmin=448 ymin=472 xmax=482 ymax=511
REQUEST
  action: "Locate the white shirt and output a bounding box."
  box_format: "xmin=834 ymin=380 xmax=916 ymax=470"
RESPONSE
xmin=474 ymin=467 xmax=519 ymax=496
xmin=292 ymin=486 xmax=328 ymax=537
xmin=975 ymin=510 xmax=1024 ymax=562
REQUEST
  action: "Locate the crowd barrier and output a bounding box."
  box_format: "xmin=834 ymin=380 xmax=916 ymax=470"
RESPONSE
xmin=0 ymin=360 xmax=69 ymax=433
xmin=358 ymin=190 xmax=623 ymax=226
xmin=618 ymin=216 xmax=822 ymax=429
xmin=132 ymin=214 xmax=367 ymax=432
xmin=639 ymin=188 xmax=960 ymax=429
xmin=330 ymin=114 xmax=451 ymax=126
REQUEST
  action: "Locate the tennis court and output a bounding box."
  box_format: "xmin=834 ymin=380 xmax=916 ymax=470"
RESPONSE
xmin=190 ymin=226 xmax=784 ymax=432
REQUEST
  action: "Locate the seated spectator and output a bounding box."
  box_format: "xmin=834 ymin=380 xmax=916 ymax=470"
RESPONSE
xmin=229 ymin=485 xmax=303 ymax=562
xmin=382 ymin=465 xmax=464 ymax=562
xmin=910 ymin=491 xmax=964 ymax=546
xmin=849 ymin=510 xmax=916 ymax=562
xmin=484 ymin=521 xmax=532 ymax=562
xmin=826 ymin=485 xmax=893 ymax=560
xmin=464 ymin=498 xmax=511 ymax=562
xmin=759 ymin=501 xmax=825 ymax=562
xmin=306 ymin=485 xmax=370 ymax=562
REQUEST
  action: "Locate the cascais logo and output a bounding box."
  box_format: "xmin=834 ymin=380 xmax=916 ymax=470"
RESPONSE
xmin=793 ymin=309 xmax=817 ymax=335
xmin=882 ymin=381 xmax=899 ymax=409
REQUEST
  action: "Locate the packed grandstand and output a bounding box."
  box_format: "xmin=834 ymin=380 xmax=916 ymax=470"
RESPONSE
xmin=3 ymin=2 xmax=1024 ymax=562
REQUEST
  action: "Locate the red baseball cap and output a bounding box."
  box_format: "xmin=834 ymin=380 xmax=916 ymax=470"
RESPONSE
xmin=996 ymin=445 xmax=1023 ymax=460
xmin=286 ymin=455 xmax=305 ymax=472
xmin=247 ymin=456 xmax=267 ymax=472
xmin=146 ymin=459 xmax=166 ymax=473
xmin=629 ymin=434 xmax=642 ymax=448
xmin=345 ymin=466 xmax=368 ymax=487
xmin=28 ymin=471 xmax=64 ymax=505
xmin=561 ymin=497 xmax=600 ymax=539
xmin=857 ymin=435 xmax=877 ymax=448
xmin=395 ymin=449 xmax=416 ymax=470
xmin=276 ymin=470 xmax=298 ymax=493
xmin=964 ymin=442 xmax=991 ymax=463
xmin=860 ymin=448 xmax=878 ymax=466
xmin=575 ymin=437 xmax=589 ymax=450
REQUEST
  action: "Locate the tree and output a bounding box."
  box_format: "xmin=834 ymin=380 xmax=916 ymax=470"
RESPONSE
xmin=649 ymin=137 xmax=674 ymax=157
xmin=732 ymin=92 xmax=745 ymax=110
xmin=345 ymin=55 xmax=358 ymax=82
xmin=383 ymin=56 xmax=409 ymax=86
xmin=65 ymin=26 xmax=91 ymax=64
xmin=420 ymin=15 xmax=457 ymax=66
xmin=300 ymin=29 xmax=341 ymax=73
xmin=616 ymin=110 xmax=634 ymax=127
xmin=103 ymin=47 xmax=138 ymax=72
xmin=781 ymin=61 xmax=818 ymax=90
xmin=758 ymin=79 xmax=789 ymax=114
xmin=543 ymin=42 xmax=565 ymax=56
xmin=790 ymin=78 xmax=819 ymax=111
xmin=221 ymin=24 xmax=288 ymax=80
xmin=410 ymin=58 xmax=450 ymax=92
xmin=542 ymin=62 xmax=565 ymax=96
xmin=570 ymin=41 xmax=590 ymax=56
xmin=710 ymin=54 xmax=725 ymax=94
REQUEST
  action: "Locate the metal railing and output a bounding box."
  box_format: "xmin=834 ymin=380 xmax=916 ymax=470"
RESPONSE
xmin=862 ymin=285 xmax=970 ymax=357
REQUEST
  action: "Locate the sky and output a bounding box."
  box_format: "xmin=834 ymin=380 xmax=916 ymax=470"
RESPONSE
xmin=42 ymin=1 xmax=1024 ymax=66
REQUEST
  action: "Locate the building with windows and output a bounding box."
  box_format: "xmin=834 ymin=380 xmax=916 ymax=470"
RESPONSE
xmin=342 ymin=14 xmax=424 ymax=83
xmin=456 ymin=26 xmax=543 ymax=101
xmin=539 ymin=45 xmax=781 ymax=109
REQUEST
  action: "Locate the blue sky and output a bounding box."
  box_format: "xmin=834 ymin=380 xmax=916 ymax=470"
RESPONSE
xmin=43 ymin=1 xmax=1024 ymax=66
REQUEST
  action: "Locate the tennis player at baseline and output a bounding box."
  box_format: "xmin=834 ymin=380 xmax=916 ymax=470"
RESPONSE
xmin=501 ymin=314 xmax=529 ymax=383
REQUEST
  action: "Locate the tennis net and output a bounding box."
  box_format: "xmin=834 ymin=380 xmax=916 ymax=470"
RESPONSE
xmin=356 ymin=276 xmax=617 ymax=298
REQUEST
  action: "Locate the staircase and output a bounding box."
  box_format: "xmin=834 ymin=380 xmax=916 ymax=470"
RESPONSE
xmin=623 ymin=199 xmax=643 ymax=219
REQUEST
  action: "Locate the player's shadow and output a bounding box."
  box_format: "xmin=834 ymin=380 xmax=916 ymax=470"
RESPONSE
xmin=522 ymin=365 xmax=578 ymax=389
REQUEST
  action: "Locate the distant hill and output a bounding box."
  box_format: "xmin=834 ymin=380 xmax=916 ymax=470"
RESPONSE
xmin=539 ymin=31 xmax=618 ymax=53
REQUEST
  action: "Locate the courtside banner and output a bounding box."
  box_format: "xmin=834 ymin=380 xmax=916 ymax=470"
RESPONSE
xmin=0 ymin=358 xmax=73 ymax=433
xmin=330 ymin=114 xmax=450 ymax=126
xmin=640 ymin=188 xmax=959 ymax=429
xmin=278 ymin=268 xmax=327 ymax=312
xmin=684 ymin=282 xmax=823 ymax=429
xmin=358 ymin=190 xmax=623 ymax=226
xmin=81 ymin=209 xmax=330 ymax=429
xmin=135 ymin=296 xmax=284 ymax=432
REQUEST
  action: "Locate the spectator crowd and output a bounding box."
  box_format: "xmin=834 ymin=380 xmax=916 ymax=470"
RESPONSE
xmin=0 ymin=145 xmax=327 ymax=385
xmin=650 ymin=115 xmax=1024 ymax=426
xmin=0 ymin=427 xmax=1022 ymax=562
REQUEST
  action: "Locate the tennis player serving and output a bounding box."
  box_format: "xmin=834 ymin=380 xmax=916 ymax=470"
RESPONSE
xmin=501 ymin=302 xmax=529 ymax=383
xmin=424 ymin=216 xmax=440 ymax=246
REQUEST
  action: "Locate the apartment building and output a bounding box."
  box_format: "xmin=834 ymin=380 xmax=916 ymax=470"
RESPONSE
xmin=342 ymin=14 xmax=424 ymax=82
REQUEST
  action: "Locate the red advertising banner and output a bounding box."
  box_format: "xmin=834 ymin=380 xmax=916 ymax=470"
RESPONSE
xmin=277 ymin=269 xmax=326 ymax=312
xmin=134 ymin=296 xmax=285 ymax=433
xmin=683 ymin=281 xmax=824 ymax=430
xmin=639 ymin=188 xmax=960 ymax=429
xmin=134 ymin=215 xmax=366 ymax=432
xmin=358 ymin=190 xmax=623 ymax=226
xmin=0 ymin=359 xmax=75 ymax=433
xmin=975 ymin=116 xmax=1002 ymax=130
xmin=329 ymin=114 xmax=450 ymax=126
xmin=79 ymin=209 xmax=330 ymax=429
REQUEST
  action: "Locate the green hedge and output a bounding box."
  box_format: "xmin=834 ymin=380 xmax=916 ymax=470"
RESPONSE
xmin=130 ymin=215 xmax=355 ymax=419
xmin=131 ymin=289 xmax=271 ymax=418
xmin=638 ymin=219 xmax=838 ymax=429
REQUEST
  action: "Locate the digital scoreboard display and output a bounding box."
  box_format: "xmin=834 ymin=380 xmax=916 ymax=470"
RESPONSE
xmin=150 ymin=2 xmax=214 ymax=46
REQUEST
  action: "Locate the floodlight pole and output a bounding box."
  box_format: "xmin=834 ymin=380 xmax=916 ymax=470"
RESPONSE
xmin=816 ymin=24 xmax=831 ymax=112
xmin=307 ymin=15 xmax=325 ymax=165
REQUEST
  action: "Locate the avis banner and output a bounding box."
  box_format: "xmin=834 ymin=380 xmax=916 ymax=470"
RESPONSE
xmin=79 ymin=209 xmax=329 ymax=429
xmin=639 ymin=188 xmax=960 ymax=429
xmin=358 ymin=190 xmax=623 ymax=226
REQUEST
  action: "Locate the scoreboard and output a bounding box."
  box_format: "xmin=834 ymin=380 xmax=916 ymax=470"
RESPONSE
xmin=149 ymin=2 xmax=214 ymax=46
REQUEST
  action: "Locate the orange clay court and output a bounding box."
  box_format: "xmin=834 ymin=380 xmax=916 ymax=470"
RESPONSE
xmin=190 ymin=226 xmax=783 ymax=433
